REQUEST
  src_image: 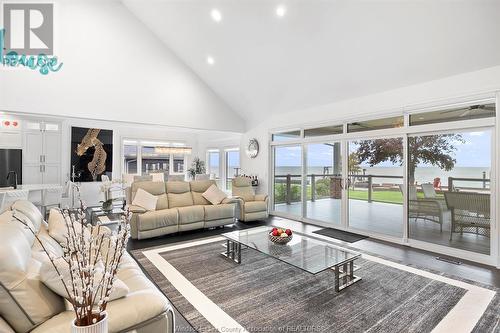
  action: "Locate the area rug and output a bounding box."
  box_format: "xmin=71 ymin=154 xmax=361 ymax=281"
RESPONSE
xmin=132 ymin=236 xmax=498 ymax=333
xmin=312 ymin=228 xmax=368 ymax=242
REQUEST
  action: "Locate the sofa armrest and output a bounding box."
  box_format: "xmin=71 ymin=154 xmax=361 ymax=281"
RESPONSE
xmin=128 ymin=205 xmax=147 ymax=214
xmin=254 ymin=194 xmax=268 ymax=202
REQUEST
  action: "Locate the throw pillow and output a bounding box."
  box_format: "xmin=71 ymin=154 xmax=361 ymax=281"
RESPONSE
xmin=202 ymin=184 xmax=227 ymax=205
xmin=39 ymin=257 xmax=129 ymax=302
xmin=48 ymin=209 xmax=90 ymax=245
xmin=132 ymin=188 xmax=158 ymax=211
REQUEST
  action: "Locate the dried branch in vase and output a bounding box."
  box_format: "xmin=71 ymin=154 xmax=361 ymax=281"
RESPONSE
xmin=12 ymin=201 xmax=131 ymax=327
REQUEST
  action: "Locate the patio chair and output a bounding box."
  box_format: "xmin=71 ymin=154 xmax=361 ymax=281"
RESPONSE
xmin=401 ymin=185 xmax=450 ymax=232
xmin=444 ymin=191 xmax=490 ymax=240
xmin=422 ymin=183 xmax=448 ymax=208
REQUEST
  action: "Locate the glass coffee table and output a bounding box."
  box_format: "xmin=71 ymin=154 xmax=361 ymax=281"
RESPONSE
xmin=221 ymin=226 xmax=362 ymax=291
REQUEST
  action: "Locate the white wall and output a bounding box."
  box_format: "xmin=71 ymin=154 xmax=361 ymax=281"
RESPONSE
xmin=0 ymin=0 xmax=245 ymax=132
xmin=241 ymin=65 xmax=500 ymax=194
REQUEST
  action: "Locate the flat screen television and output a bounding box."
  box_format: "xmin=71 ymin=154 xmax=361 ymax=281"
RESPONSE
xmin=0 ymin=149 xmax=22 ymax=187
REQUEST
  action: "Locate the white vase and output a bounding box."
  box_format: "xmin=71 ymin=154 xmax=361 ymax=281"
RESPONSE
xmin=71 ymin=312 xmax=108 ymax=333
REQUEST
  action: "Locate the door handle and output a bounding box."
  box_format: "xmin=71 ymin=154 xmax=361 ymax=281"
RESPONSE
xmin=40 ymin=155 xmax=43 ymax=163
xmin=40 ymin=165 xmax=43 ymax=172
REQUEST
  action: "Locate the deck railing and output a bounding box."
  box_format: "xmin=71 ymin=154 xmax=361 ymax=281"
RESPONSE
xmin=274 ymin=173 xmax=490 ymax=205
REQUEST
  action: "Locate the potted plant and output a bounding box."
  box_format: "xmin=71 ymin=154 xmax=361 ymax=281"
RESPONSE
xmin=13 ymin=202 xmax=131 ymax=333
xmin=187 ymin=157 xmax=206 ymax=180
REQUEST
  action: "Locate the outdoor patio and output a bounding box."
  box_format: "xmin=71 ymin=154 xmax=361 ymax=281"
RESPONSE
xmin=274 ymin=198 xmax=490 ymax=255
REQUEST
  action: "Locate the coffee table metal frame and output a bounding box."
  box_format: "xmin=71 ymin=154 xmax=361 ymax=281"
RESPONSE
xmin=221 ymin=233 xmax=361 ymax=292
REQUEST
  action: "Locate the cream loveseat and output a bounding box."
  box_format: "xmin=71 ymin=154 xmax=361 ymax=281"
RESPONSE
xmin=231 ymin=177 xmax=269 ymax=222
xmin=0 ymin=200 xmax=174 ymax=333
xmin=129 ymin=180 xmax=237 ymax=239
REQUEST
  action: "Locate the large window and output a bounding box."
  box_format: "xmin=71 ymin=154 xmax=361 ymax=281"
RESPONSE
xmin=273 ymin=145 xmax=302 ymax=217
xmin=270 ymin=99 xmax=496 ymax=264
xmin=225 ymin=149 xmax=240 ymax=190
xmin=408 ymin=130 xmax=492 ymax=255
xmin=348 ymin=138 xmax=404 ymax=237
xmin=122 ymin=140 xmax=191 ymax=176
xmin=207 ymin=150 xmax=220 ymax=179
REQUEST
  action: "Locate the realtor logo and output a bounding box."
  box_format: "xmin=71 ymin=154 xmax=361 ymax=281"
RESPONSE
xmin=3 ymin=3 xmax=53 ymax=55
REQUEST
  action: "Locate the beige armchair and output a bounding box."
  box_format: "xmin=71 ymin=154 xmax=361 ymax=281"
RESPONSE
xmin=231 ymin=176 xmax=269 ymax=222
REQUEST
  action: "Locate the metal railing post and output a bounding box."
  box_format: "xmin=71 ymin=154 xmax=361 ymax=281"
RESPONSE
xmin=368 ymin=175 xmax=372 ymax=203
xmin=483 ymin=171 xmax=486 ymax=189
xmin=448 ymin=177 xmax=453 ymax=192
xmin=286 ymin=174 xmax=291 ymax=205
xmin=311 ymin=174 xmax=316 ymax=202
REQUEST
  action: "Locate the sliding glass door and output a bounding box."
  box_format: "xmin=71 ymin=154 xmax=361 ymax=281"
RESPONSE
xmin=305 ymin=142 xmax=342 ymax=225
xmin=347 ymin=138 xmax=404 ymax=237
xmin=273 ymin=145 xmax=303 ymax=217
xmin=408 ymin=129 xmax=492 ymax=255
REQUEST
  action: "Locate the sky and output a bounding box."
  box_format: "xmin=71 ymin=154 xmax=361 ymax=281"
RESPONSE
xmin=275 ymin=131 xmax=492 ymax=168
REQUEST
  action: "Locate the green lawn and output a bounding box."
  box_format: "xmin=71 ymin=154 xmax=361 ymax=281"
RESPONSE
xmin=348 ymin=189 xmax=432 ymax=204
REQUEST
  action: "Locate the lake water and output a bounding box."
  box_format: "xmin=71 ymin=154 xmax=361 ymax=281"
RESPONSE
xmin=275 ymin=166 xmax=491 ymax=188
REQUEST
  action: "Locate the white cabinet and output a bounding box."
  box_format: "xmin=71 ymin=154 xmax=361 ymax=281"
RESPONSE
xmin=23 ymin=121 xmax=62 ymax=185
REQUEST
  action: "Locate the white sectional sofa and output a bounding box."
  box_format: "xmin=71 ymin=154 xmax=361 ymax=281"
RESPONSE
xmin=129 ymin=180 xmax=237 ymax=239
xmin=0 ymin=200 xmax=174 ymax=333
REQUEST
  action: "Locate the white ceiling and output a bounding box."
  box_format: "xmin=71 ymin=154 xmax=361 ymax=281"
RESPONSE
xmin=123 ymin=0 xmax=500 ymax=127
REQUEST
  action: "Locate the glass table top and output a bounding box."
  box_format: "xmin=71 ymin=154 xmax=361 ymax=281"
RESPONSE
xmin=222 ymin=226 xmax=361 ymax=274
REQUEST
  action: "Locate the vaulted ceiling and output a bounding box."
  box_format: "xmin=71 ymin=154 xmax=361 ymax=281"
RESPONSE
xmin=123 ymin=0 xmax=500 ymax=127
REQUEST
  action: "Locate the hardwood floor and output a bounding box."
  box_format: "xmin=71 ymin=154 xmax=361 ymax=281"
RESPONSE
xmin=127 ymin=216 xmax=499 ymax=332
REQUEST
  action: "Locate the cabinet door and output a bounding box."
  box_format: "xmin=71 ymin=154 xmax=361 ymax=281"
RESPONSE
xmin=23 ymin=165 xmax=43 ymax=184
xmin=24 ymin=132 xmax=44 ymax=164
xmin=43 ymin=164 xmax=61 ymax=184
xmin=43 ymin=132 xmax=61 ymax=164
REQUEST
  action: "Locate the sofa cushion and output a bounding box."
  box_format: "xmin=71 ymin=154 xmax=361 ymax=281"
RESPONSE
xmin=168 ymin=192 xmax=194 ymax=208
xmin=48 ymin=209 xmax=90 ymax=245
xmin=131 ymin=181 xmax=168 ymax=209
xmin=190 ymin=180 xmax=216 ymax=205
xmin=132 ymin=188 xmax=158 ymax=211
xmin=0 ymin=218 xmax=65 ymax=331
xmin=137 ymin=209 xmax=178 ymax=231
xmin=11 ymin=200 xmax=43 ymax=232
xmin=0 ymin=316 xmax=15 ymax=333
xmin=39 ymin=257 xmax=129 ymax=302
xmin=31 ymin=261 xmax=171 ymax=333
xmin=177 ymin=206 xmax=204 ymax=224
xmin=245 ymin=201 xmax=268 ymax=213
xmin=202 ymin=184 xmax=227 ymax=205
xmin=204 ymin=204 xmax=234 ymax=221
xmin=166 ymin=181 xmax=190 ymax=194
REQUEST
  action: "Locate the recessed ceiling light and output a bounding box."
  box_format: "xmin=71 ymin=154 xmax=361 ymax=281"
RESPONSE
xmin=206 ymin=56 xmax=215 ymax=65
xmin=211 ymin=9 xmax=222 ymax=22
xmin=276 ymin=5 xmax=286 ymax=17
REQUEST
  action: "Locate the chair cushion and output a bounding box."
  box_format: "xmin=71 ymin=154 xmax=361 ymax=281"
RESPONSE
xmin=204 ymin=204 xmax=234 ymax=221
xmin=137 ymin=209 xmax=178 ymax=231
xmin=233 ymin=186 xmax=255 ymax=202
xmin=245 ymin=201 xmax=268 ymax=213
xmin=177 ymin=206 xmax=204 ymax=224
xmin=132 ymin=188 xmax=158 ymax=211
xmin=202 ymin=184 xmax=227 ymax=205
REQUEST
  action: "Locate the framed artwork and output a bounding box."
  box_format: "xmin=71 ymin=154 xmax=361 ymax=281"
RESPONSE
xmin=70 ymin=127 xmax=113 ymax=182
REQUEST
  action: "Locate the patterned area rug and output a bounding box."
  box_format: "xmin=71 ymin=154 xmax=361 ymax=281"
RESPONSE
xmin=132 ymin=237 xmax=498 ymax=333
